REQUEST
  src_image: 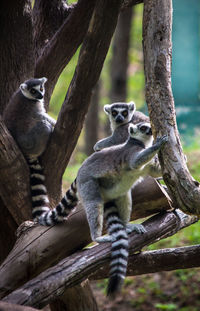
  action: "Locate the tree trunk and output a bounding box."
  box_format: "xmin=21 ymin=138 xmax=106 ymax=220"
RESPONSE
xmin=143 ymin=0 xmax=200 ymax=214
xmin=0 ymin=301 xmax=39 ymax=311
xmin=0 ymin=0 xmax=34 ymax=114
xmin=110 ymin=8 xmax=133 ymax=102
xmin=105 ymin=8 xmax=133 ymax=135
xmin=50 ymin=281 xmax=99 ymax=311
xmin=84 ymin=82 xmax=100 ymax=156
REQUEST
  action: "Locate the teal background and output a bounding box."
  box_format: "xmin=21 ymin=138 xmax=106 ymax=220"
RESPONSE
xmin=172 ymin=0 xmax=200 ymax=137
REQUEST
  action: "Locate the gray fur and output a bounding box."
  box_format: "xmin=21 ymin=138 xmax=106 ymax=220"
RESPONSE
xmin=76 ymin=122 xmax=167 ymax=296
xmin=3 ymin=77 xmax=56 ymax=220
xmin=3 ymin=77 xmax=55 ymax=158
xmin=78 ymin=122 xmax=168 ymax=242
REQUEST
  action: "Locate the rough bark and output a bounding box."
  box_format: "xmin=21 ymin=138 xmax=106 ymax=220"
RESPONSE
xmin=143 ymin=0 xmax=200 ymax=215
xmin=122 ymin=0 xmax=143 ymax=10
xmin=42 ymin=0 xmax=123 ymax=202
xmin=84 ymin=82 xmax=100 ymax=156
xmin=91 ymin=244 xmax=200 ymax=280
xmin=0 ymin=178 xmax=171 ymax=299
xmin=0 ymin=119 xmax=31 ymax=224
xmin=2 ymin=211 xmax=197 ymax=308
xmin=0 ymin=301 xmax=39 ymax=311
xmin=0 ymin=198 xmax=18 ymax=264
xmin=50 ymin=281 xmax=99 ymax=311
xmin=0 ymin=0 xmax=34 ymax=114
xmin=33 ymin=0 xmax=71 ymax=57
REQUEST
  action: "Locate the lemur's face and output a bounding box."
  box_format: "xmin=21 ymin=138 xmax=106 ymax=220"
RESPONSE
xmin=104 ymin=102 xmax=135 ymax=126
xmin=129 ymin=122 xmax=153 ymax=147
xmin=20 ymin=77 xmax=47 ymax=101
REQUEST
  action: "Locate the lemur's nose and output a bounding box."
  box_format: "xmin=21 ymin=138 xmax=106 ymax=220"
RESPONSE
xmin=116 ymin=115 xmax=123 ymax=123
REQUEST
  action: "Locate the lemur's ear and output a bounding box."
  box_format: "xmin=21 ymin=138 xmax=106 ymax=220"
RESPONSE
xmin=104 ymin=104 xmax=111 ymax=114
xmin=128 ymin=101 xmax=136 ymax=112
xmin=20 ymin=83 xmax=27 ymax=91
xmin=41 ymin=77 xmax=48 ymax=84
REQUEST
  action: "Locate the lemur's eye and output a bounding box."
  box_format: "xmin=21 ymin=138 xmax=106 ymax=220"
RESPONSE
xmin=140 ymin=126 xmax=147 ymax=132
xmin=122 ymin=110 xmax=128 ymax=117
xmin=40 ymin=86 xmax=43 ymax=92
xmin=30 ymin=89 xmax=36 ymax=94
xmin=112 ymin=110 xmax=117 ymax=117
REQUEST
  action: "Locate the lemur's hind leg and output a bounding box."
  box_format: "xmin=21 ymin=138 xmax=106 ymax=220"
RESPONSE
xmin=78 ymin=179 xmax=104 ymax=242
xmin=116 ymin=192 xmax=146 ymax=235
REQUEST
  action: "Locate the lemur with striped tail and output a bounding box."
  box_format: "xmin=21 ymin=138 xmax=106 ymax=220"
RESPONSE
xmin=47 ymin=122 xmax=166 ymax=296
xmin=75 ymin=122 xmax=167 ymax=297
xmin=3 ymin=77 xmax=77 ymax=224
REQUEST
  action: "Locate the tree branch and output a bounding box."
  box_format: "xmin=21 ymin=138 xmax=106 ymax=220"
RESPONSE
xmin=42 ymin=0 xmax=123 ymax=201
xmin=91 ymin=245 xmax=200 ymax=280
xmin=143 ymin=0 xmax=200 ymax=215
xmin=50 ymin=280 xmax=99 ymax=311
xmin=0 ymin=301 xmax=39 ymax=311
xmin=0 ymin=0 xmax=34 ymax=114
xmin=121 ymin=0 xmax=143 ymax=10
xmin=0 ymin=178 xmax=172 ymax=299
xmin=33 ymin=0 xmax=72 ymax=57
xmin=2 ymin=211 xmax=197 ymax=308
xmin=0 ymin=119 xmax=31 ymax=224
xmin=34 ymin=0 xmax=96 ymax=104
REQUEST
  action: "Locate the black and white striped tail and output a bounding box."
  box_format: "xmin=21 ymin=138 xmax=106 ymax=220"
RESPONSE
xmin=37 ymin=178 xmax=78 ymax=226
xmin=27 ymin=157 xmax=50 ymax=219
xmin=104 ymin=201 xmax=129 ymax=298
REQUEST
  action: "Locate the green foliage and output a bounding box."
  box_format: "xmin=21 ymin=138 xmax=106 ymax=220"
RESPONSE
xmin=155 ymin=303 xmax=177 ymax=310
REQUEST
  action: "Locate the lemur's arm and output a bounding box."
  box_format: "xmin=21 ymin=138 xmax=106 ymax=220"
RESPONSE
xmin=17 ymin=121 xmax=54 ymax=156
xmin=129 ymin=136 xmax=168 ymax=170
xmin=43 ymin=113 xmax=56 ymax=127
xmin=94 ymin=128 xmax=126 ymax=151
xmin=94 ymin=136 xmax=116 ymax=151
xmin=145 ymin=155 xmax=162 ymax=178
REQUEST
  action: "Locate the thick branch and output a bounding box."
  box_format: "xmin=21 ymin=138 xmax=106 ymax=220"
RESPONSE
xmin=91 ymin=245 xmax=200 ymax=280
xmin=33 ymin=0 xmax=71 ymax=57
xmin=35 ymin=0 xmax=96 ymax=104
xmin=42 ymin=0 xmax=123 ymax=201
xmin=2 ymin=211 xmax=197 ymax=308
xmin=50 ymin=280 xmax=99 ymax=311
xmin=0 ymin=0 xmax=34 ymax=114
xmin=143 ymin=0 xmax=200 ymax=215
xmin=0 ymin=119 xmax=31 ymax=224
xmin=0 ymin=178 xmax=171 ymax=299
xmin=0 ymin=198 xmax=18 ymax=264
xmin=0 ymin=301 xmax=39 ymax=311
xmin=121 ymin=0 xmax=143 ymax=10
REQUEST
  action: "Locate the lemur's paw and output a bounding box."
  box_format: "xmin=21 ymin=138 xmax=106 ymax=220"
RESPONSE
xmin=93 ymin=143 xmax=101 ymax=152
xmin=126 ymin=223 xmax=146 ymax=235
xmin=95 ymin=235 xmax=112 ymax=243
xmin=155 ymin=135 xmax=168 ymax=147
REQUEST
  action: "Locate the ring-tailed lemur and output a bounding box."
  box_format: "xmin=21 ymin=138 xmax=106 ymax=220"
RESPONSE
xmin=3 ymin=77 xmax=78 ymax=222
xmin=76 ymin=123 xmax=167 ymax=297
xmin=39 ymin=122 xmax=167 ymax=296
xmin=93 ymin=101 xmax=149 ymax=152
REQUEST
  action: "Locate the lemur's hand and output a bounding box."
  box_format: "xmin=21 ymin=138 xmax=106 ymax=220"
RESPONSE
xmin=155 ymin=135 xmax=168 ymax=148
xmin=93 ymin=142 xmax=101 ymax=152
